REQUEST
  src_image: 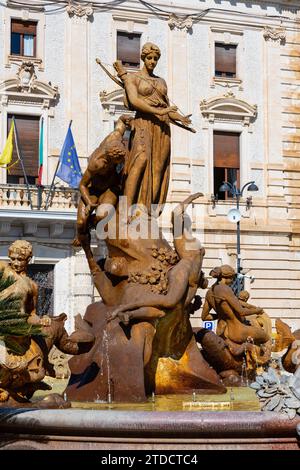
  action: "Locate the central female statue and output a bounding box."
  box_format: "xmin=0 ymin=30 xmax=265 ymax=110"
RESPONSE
xmin=120 ymin=42 xmax=191 ymax=214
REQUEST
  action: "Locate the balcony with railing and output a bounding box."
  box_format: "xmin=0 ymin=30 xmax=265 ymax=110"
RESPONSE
xmin=0 ymin=184 xmax=79 ymax=211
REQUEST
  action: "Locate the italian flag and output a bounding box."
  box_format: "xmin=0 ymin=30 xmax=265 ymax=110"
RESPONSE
xmin=37 ymin=117 xmax=44 ymax=185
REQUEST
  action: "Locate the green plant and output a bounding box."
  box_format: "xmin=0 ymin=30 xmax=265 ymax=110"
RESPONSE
xmin=0 ymin=269 xmax=43 ymax=354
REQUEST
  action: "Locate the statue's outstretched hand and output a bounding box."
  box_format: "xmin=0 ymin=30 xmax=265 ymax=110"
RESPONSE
xmin=158 ymin=105 xmax=178 ymax=116
xmin=85 ymin=202 xmax=98 ymax=216
xmin=40 ymin=315 xmax=52 ymax=326
xmin=107 ymin=307 xmax=130 ymax=325
xmin=178 ymin=114 xmax=192 ymax=126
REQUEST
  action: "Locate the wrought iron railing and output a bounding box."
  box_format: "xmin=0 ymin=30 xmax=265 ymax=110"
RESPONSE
xmin=0 ymin=184 xmax=79 ymax=211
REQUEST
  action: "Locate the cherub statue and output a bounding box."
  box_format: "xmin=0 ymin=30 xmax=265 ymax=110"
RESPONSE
xmin=238 ymin=290 xmax=272 ymax=338
xmin=73 ymin=114 xmax=132 ymax=272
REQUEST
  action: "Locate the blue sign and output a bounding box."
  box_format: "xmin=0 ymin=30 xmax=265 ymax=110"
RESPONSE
xmin=204 ymin=321 xmax=214 ymax=331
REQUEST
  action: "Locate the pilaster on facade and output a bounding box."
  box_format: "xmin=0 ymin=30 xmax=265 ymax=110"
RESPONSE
xmin=73 ymin=250 xmax=94 ymax=316
xmin=168 ymin=15 xmax=191 ymax=196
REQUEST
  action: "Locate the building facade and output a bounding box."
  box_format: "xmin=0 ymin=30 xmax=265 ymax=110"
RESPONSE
xmin=0 ymin=0 xmax=300 ymax=332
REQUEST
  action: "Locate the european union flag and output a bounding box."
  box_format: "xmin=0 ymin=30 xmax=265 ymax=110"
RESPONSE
xmin=56 ymin=125 xmax=82 ymax=188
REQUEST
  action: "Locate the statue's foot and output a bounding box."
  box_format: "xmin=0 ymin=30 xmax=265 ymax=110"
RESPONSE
xmin=0 ymin=391 xmax=70 ymax=409
xmin=35 ymin=393 xmax=71 ymax=409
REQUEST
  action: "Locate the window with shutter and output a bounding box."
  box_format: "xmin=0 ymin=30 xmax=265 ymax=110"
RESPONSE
xmin=27 ymin=264 xmax=54 ymax=316
xmin=7 ymin=114 xmax=40 ymax=185
xmin=215 ymin=43 xmax=237 ymax=78
xmin=117 ymin=32 xmax=141 ymax=69
xmin=214 ymin=131 xmax=240 ymax=199
xmin=11 ymin=19 xmax=37 ymax=57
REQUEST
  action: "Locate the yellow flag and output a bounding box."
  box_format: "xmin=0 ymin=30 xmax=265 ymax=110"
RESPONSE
xmin=0 ymin=121 xmax=14 ymax=166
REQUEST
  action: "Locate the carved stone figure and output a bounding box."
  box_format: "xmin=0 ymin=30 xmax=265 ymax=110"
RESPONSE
xmin=274 ymin=319 xmax=300 ymax=373
xmin=0 ymin=240 xmax=50 ymax=327
xmin=16 ymin=61 xmax=37 ymax=93
xmin=0 ymin=241 xmax=95 ymax=407
xmin=99 ymin=42 xmax=195 ymax=216
xmin=202 ymin=265 xmax=269 ymax=344
xmin=198 ymin=266 xmax=272 ymax=384
xmin=238 ymin=290 xmax=272 ymax=338
xmin=66 ymin=194 xmax=225 ymax=402
xmin=48 ymin=346 xmax=70 ymax=379
xmin=66 ymin=44 xmax=227 ymax=403
xmin=0 ymin=312 xmax=94 ymax=407
xmin=73 ymin=114 xmax=132 ymax=272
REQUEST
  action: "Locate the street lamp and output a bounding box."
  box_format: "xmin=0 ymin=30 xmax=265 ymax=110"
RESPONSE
xmin=219 ymin=180 xmax=258 ymax=292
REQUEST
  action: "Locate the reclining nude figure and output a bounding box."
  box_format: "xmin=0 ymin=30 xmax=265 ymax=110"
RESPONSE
xmin=107 ymin=192 xmax=206 ymax=327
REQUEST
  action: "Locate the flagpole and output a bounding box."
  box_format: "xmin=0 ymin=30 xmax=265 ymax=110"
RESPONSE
xmin=13 ymin=117 xmax=33 ymax=210
xmin=37 ymin=117 xmax=44 ymax=210
xmin=45 ymin=120 xmax=72 ymax=211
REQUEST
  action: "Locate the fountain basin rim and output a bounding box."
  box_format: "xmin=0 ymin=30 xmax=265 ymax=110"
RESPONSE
xmin=0 ymin=409 xmax=299 ymax=439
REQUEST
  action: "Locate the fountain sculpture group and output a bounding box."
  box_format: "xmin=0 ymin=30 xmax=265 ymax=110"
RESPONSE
xmin=0 ymin=43 xmax=299 ymax=408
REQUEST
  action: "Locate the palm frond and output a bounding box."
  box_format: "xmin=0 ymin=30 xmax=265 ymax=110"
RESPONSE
xmin=0 ymin=268 xmax=44 ymax=354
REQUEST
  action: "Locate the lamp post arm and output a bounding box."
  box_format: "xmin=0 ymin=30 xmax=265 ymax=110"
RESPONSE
xmin=240 ymin=181 xmax=255 ymax=197
xmin=224 ymin=181 xmax=237 ymax=197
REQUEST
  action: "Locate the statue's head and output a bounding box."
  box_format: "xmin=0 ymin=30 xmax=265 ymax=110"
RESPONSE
xmin=210 ymin=266 xmax=222 ymax=280
xmin=210 ymin=264 xmax=235 ymax=285
xmin=220 ymin=264 xmax=236 ymax=285
xmin=106 ymin=140 xmax=127 ymax=164
xmin=238 ymin=290 xmax=250 ymax=302
xmin=8 ymin=240 xmax=32 ymax=274
xmin=141 ymin=42 xmax=161 ymax=72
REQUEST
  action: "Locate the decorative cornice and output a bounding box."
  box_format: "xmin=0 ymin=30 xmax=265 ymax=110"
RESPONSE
xmin=168 ymin=14 xmax=193 ymax=32
xmin=263 ymin=27 xmax=286 ymax=44
xmin=100 ymin=88 xmax=134 ymax=117
xmin=200 ymin=91 xmax=257 ymax=126
xmin=66 ymin=2 xmax=93 ymax=19
xmin=0 ymin=61 xmax=58 ymax=104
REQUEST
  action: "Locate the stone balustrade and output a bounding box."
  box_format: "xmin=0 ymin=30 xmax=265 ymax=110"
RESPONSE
xmin=0 ymin=184 xmax=79 ymax=211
